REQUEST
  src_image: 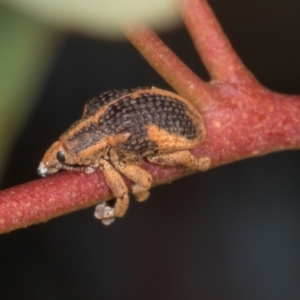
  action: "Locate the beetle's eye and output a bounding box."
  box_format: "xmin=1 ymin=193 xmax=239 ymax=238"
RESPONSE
xmin=56 ymin=151 xmax=66 ymax=163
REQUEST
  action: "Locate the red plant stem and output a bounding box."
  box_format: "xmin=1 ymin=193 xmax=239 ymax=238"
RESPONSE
xmin=0 ymin=0 xmax=300 ymax=234
xmin=0 ymin=171 xmax=110 ymax=233
xmin=200 ymin=88 xmax=300 ymax=165
xmin=1 ymin=87 xmax=299 ymax=234
xmin=0 ymin=161 xmax=188 ymax=234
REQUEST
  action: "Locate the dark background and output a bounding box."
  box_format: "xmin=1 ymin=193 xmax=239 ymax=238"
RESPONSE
xmin=1 ymin=0 xmax=300 ymax=299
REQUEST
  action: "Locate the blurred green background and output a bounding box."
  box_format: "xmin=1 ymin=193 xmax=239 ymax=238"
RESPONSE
xmin=0 ymin=6 xmax=56 ymax=177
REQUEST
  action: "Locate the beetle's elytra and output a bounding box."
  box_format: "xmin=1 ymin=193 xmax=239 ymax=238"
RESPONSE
xmin=38 ymin=87 xmax=211 ymax=225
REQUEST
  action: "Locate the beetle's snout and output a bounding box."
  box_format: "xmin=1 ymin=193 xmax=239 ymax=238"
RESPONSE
xmin=37 ymin=162 xmax=50 ymax=177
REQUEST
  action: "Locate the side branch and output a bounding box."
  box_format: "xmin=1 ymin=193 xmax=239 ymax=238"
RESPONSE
xmin=123 ymin=24 xmax=213 ymax=108
xmin=180 ymin=0 xmax=256 ymax=83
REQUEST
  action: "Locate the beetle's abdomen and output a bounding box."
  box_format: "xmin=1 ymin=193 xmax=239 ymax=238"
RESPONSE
xmin=98 ymin=92 xmax=201 ymax=154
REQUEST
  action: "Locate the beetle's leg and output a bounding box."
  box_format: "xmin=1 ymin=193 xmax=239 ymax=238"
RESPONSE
xmin=94 ymin=158 xmax=129 ymax=225
xmin=109 ymin=149 xmax=152 ymax=202
xmin=146 ymin=151 xmax=211 ymax=171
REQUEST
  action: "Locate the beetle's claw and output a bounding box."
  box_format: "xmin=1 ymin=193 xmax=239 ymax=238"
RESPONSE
xmin=196 ymin=156 xmax=211 ymax=171
xmin=94 ymin=202 xmax=115 ymax=225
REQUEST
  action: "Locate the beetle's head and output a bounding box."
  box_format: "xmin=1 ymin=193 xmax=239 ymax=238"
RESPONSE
xmin=38 ymin=141 xmax=65 ymax=176
xmin=38 ymin=141 xmax=85 ymax=177
xmin=38 ymin=123 xmax=109 ymax=177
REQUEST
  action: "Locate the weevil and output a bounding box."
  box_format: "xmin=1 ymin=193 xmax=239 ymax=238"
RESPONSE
xmin=38 ymin=87 xmax=211 ymax=225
